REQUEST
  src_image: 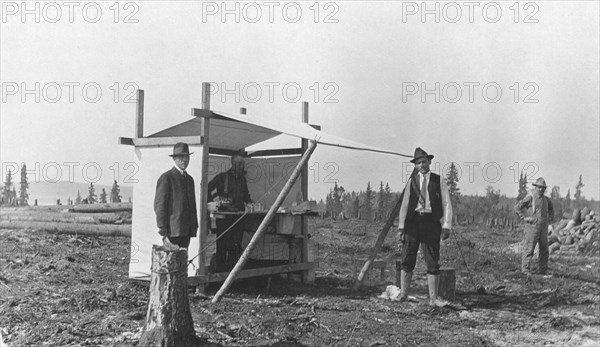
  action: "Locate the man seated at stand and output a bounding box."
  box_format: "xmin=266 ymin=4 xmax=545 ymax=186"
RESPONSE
xmin=208 ymin=153 xmax=252 ymax=212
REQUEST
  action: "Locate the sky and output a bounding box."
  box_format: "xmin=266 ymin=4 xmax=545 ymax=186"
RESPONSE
xmin=1 ymin=0 xmax=599 ymax=202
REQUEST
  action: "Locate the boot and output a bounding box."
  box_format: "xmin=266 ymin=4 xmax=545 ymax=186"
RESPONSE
xmin=427 ymin=274 xmax=449 ymax=307
xmin=396 ymin=271 xmax=412 ymax=301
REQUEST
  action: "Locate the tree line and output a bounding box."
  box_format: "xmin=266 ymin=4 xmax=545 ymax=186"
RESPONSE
xmin=316 ymin=163 xmax=598 ymax=227
xmin=1 ymin=164 xmax=123 ymax=206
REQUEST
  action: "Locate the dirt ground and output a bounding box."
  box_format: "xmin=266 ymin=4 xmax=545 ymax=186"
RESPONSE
xmin=1 ymin=218 xmax=599 ymax=346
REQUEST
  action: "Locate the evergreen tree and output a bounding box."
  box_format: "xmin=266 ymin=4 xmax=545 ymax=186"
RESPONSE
xmin=99 ymin=188 xmax=107 ymax=203
xmin=331 ymin=183 xmax=344 ymax=217
xmin=325 ymin=190 xmax=333 ymax=218
xmin=19 ymin=164 xmax=29 ymax=206
xmin=517 ymin=172 xmax=528 ymax=200
xmin=3 ymin=169 xmax=13 ymax=204
xmin=87 ymin=183 xmax=97 ymax=204
xmin=384 ymin=183 xmax=392 ymax=218
xmin=377 ymin=181 xmax=386 ymax=220
xmin=362 ymin=182 xmax=373 ymax=221
xmin=75 ymin=190 xmax=82 ymax=204
xmin=446 ymin=162 xmax=460 ymax=208
xmin=565 ymin=189 xmax=571 ymax=210
xmin=11 ymin=187 xmax=17 ymax=205
xmin=574 ymin=174 xmax=584 ymax=208
xmin=110 ymin=180 xmax=122 ymax=203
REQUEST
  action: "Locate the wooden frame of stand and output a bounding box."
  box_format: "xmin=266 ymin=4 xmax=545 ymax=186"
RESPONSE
xmin=120 ymin=83 xmax=319 ymax=292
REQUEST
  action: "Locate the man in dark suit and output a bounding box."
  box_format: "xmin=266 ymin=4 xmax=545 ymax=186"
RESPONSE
xmin=397 ymin=147 xmax=453 ymax=306
xmin=154 ymin=142 xmax=198 ymax=249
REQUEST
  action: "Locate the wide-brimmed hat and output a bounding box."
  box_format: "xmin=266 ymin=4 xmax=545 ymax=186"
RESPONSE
xmin=410 ymin=147 xmax=434 ymax=163
xmin=532 ymin=177 xmax=547 ymax=188
xmin=169 ymin=142 xmax=193 ymax=157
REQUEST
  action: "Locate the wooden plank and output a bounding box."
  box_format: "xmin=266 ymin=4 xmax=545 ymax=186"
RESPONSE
xmin=246 ymin=148 xmax=303 ymax=157
xmin=123 ymin=136 xmax=203 ymax=147
xmin=119 ymin=137 xmax=135 ymax=146
xmin=353 ymin=171 xmax=415 ymax=291
xmin=136 ymin=89 xmax=144 ymax=138
xmin=190 ymin=262 xmax=316 ymax=285
xmin=208 ymin=148 xmax=240 ymax=157
xmin=196 ymin=82 xmax=211 ymax=290
xmin=191 ymin=108 xmax=214 ymax=118
xmin=300 ymin=102 xmax=312 ymax=284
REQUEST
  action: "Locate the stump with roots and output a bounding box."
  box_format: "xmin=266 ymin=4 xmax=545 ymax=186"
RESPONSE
xmin=138 ymin=245 xmax=198 ymax=347
xmin=438 ymin=267 xmax=456 ymax=301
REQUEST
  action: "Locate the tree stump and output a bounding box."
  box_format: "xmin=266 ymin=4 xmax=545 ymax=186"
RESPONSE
xmin=438 ymin=267 xmax=456 ymax=301
xmin=138 ymin=245 xmax=198 ymax=347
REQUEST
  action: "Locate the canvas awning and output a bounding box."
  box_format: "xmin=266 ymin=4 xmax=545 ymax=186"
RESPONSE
xmin=149 ymin=110 xmax=412 ymax=158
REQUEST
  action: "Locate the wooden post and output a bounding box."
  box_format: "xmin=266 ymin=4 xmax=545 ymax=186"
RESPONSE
xmin=438 ymin=267 xmax=456 ymax=301
xmin=353 ymin=169 xmax=415 ymax=291
xmin=300 ymin=102 xmax=313 ymax=283
xmin=212 ymin=140 xmax=317 ymax=303
xmin=196 ymin=83 xmax=211 ymax=292
xmin=136 ymin=89 xmax=144 ymax=138
xmin=138 ymin=246 xmax=198 ymax=347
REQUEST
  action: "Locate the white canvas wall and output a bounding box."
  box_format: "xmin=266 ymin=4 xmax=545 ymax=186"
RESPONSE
xmin=129 ymin=145 xmax=202 ymax=278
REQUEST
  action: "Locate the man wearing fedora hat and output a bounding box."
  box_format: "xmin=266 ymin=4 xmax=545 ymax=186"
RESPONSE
xmin=514 ymin=177 xmax=554 ymax=275
xmin=397 ymin=147 xmax=453 ymax=307
xmin=154 ymin=142 xmax=198 ymax=249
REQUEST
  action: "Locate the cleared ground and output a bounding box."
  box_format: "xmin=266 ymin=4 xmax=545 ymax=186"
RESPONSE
xmin=1 ymin=217 xmax=599 ymax=346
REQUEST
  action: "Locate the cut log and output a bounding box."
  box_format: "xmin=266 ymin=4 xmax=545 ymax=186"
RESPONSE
xmin=68 ymin=203 xmax=132 ymax=213
xmin=0 ymin=214 xmax=96 ymax=224
xmin=438 ymin=268 xmax=456 ymax=301
xmin=0 ymin=221 xmax=131 ymax=237
xmin=139 ymin=246 xmax=198 ymax=347
xmin=0 ymin=212 xmax=130 ymax=225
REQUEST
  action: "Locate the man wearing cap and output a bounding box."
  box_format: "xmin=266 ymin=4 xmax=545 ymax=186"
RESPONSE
xmin=154 ymin=142 xmax=198 ymax=249
xmin=397 ymin=147 xmax=453 ymax=307
xmin=514 ymin=177 xmax=554 ymax=275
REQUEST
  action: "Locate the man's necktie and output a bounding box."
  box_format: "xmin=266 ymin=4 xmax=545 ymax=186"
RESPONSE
xmin=182 ymin=170 xmax=187 ymax=178
xmin=419 ymin=174 xmax=427 ymax=209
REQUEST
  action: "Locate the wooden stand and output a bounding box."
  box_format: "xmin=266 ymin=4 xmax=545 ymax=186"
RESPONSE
xmin=138 ymin=246 xmax=198 ymax=347
xmin=438 ymin=267 xmax=456 ymax=301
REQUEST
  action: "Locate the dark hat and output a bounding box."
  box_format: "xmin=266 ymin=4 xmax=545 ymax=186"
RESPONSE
xmin=410 ymin=147 xmax=434 ymax=163
xmin=169 ymin=142 xmax=193 ymax=157
xmin=532 ymin=177 xmax=547 ymax=188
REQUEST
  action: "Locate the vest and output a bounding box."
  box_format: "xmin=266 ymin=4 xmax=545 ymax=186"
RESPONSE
xmin=406 ymin=172 xmax=443 ymax=222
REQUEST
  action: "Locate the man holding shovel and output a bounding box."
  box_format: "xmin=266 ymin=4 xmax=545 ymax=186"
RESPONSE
xmin=397 ymin=147 xmax=453 ymax=307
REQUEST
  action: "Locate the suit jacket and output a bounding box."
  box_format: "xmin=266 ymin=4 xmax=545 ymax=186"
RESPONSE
xmin=154 ymin=167 xmax=198 ymax=237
